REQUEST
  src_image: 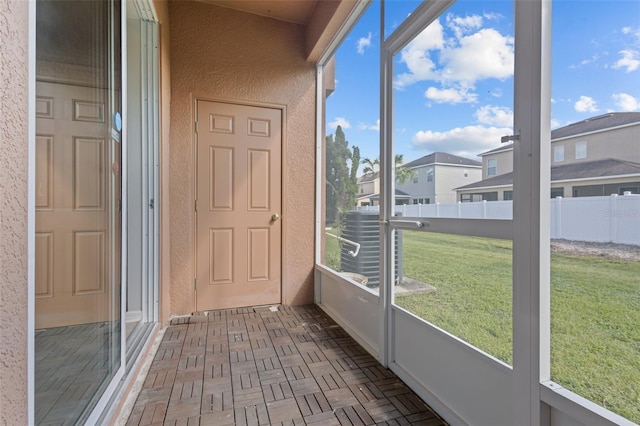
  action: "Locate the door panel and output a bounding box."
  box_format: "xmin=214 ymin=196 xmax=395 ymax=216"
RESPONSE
xmin=196 ymin=101 xmax=282 ymax=311
xmin=35 ymin=81 xmax=113 ymax=328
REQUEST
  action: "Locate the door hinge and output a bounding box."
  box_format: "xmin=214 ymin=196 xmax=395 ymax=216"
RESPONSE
xmin=195 ymin=200 xmax=198 ymax=212
xmin=194 ymin=279 xmax=198 ymax=289
xmin=149 ymin=199 xmax=154 ymax=209
xmin=195 ymin=121 xmax=199 ymax=133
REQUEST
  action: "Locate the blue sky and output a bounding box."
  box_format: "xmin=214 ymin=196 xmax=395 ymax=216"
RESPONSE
xmin=326 ymin=0 xmax=640 ymax=166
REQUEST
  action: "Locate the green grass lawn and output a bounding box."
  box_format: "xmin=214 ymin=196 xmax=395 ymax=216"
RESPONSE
xmin=324 ymin=229 xmax=640 ymax=423
xmin=323 ymin=228 xmax=342 ymax=272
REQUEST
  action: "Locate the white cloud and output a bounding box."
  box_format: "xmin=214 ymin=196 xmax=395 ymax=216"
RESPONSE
xmin=446 ymin=13 xmax=483 ymax=39
xmin=580 ymin=54 xmax=599 ymax=66
xmin=612 ymin=93 xmax=640 ymax=111
xmin=612 ymin=49 xmax=640 ymax=72
xmin=358 ymin=119 xmax=380 ymax=131
xmin=483 ymin=12 xmax=503 ymax=21
xmin=550 ymin=119 xmax=560 ymax=129
xmin=357 ymin=32 xmax=372 ymax=55
xmin=328 ymin=117 xmax=351 ymax=130
xmin=425 ymin=86 xmax=477 ymax=104
xmin=394 ymin=20 xmax=445 ymax=89
xmin=489 ymin=88 xmax=503 ymax=98
xmin=621 ymin=26 xmax=640 ymax=40
xmin=475 ymin=105 xmax=513 ymax=127
xmin=439 ymin=28 xmax=514 ymax=83
xmin=574 ymin=96 xmax=599 ymax=113
xmin=411 ymin=125 xmax=511 ymax=157
xmin=394 ymin=14 xmax=514 ymax=104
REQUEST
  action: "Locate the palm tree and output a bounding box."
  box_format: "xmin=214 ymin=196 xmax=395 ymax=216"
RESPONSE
xmin=361 ymin=157 xmax=379 ymax=176
xmin=361 ymin=155 xmax=416 ymax=184
xmin=394 ymin=154 xmax=416 ymax=185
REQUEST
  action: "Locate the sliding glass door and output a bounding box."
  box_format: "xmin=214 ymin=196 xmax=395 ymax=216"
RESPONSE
xmin=34 ymin=1 xmax=123 ymax=423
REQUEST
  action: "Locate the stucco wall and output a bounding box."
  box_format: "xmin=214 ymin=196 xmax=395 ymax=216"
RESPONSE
xmin=0 ymin=0 xmax=30 ymax=422
xmin=169 ymin=1 xmax=316 ymax=314
xmin=553 ymin=124 xmax=640 ymax=165
xmin=436 ymin=165 xmax=483 ymax=204
xmin=483 ymin=149 xmax=513 ymax=179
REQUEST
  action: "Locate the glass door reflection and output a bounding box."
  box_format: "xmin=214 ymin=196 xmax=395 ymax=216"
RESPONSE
xmin=35 ymin=1 xmax=122 ymax=423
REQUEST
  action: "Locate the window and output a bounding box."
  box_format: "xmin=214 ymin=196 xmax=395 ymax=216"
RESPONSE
xmin=550 ymin=187 xmax=564 ymax=198
xmin=572 ymin=184 xmax=603 ymax=197
xmin=464 ymin=169 xmax=469 ymax=178
xmin=462 ymin=192 xmax=499 ymax=202
xmin=482 ymin=192 xmax=499 ymax=201
xmin=619 ymin=186 xmax=639 ymax=195
xmin=553 ymin=145 xmax=564 ymax=162
xmin=487 ymin=158 xmax=497 ymax=176
xmin=504 ymin=190 xmax=513 ymax=200
xmin=426 ymin=167 xmax=434 ymax=182
xmin=412 ymin=174 xmax=418 ymax=184
xmin=575 ymin=141 xmax=587 ymax=159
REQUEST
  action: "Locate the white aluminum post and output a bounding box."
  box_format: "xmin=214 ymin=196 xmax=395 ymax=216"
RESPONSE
xmin=512 ymin=1 xmax=552 ymax=425
xmin=379 ymin=3 xmax=393 ymax=366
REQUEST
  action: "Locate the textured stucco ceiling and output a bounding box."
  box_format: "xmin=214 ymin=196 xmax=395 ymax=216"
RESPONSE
xmin=195 ymin=0 xmax=319 ymax=25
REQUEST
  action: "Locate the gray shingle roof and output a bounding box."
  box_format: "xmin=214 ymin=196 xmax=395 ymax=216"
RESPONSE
xmin=403 ymin=152 xmax=481 ymax=169
xmin=357 ymin=192 xmax=375 ymax=199
xmin=481 ymin=144 xmax=514 ymax=156
xmin=456 ymin=158 xmax=640 ymax=190
xmin=358 ymin=172 xmax=379 ymax=183
xmin=480 ymin=112 xmax=640 ymax=156
xmin=552 ymin=112 xmax=640 ymax=139
xmin=369 ymin=189 xmax=411 ymax=199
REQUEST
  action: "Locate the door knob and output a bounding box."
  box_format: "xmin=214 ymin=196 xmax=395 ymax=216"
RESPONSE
xmin=271 ymin=213 xmax=280 ymax=222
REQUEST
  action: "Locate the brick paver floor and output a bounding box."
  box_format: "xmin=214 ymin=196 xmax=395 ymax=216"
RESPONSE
xmin=126 ymin=304 xmax=447 ymax=426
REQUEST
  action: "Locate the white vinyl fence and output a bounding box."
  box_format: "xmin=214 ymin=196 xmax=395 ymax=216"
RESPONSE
xmin=357 ymin=194 xmax=640 ymax=246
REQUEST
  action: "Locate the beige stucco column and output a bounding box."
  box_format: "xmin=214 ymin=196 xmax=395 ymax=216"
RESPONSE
xmin=0 ymin=0 xmax=30 ymax=423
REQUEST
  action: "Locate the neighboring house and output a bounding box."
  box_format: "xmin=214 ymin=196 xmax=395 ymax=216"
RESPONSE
xmin=357 ymin=172 xmax=380 ymax=206
xmin=396 ymin=152 xmax=482 ymax=204
xmin=457 ymin=112 xmax=640 ymax=201
xmin=357 ymin=173 xmax=412 ymax=206
xmin=369 ymin=189 xmax=412 ymax=206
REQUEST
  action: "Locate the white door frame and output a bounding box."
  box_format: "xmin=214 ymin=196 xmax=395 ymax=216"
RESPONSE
xmin=138 ymin=16 xmax=161 ymax=324
xmin=125 ymin=1 xmax=160 ymax=327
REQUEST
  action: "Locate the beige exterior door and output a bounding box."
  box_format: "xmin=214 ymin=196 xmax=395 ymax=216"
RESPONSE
xmin=35 ymin=82 xmax=115 ymax=329
xmin=196 ymin=101 xmax=282 ymax=311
